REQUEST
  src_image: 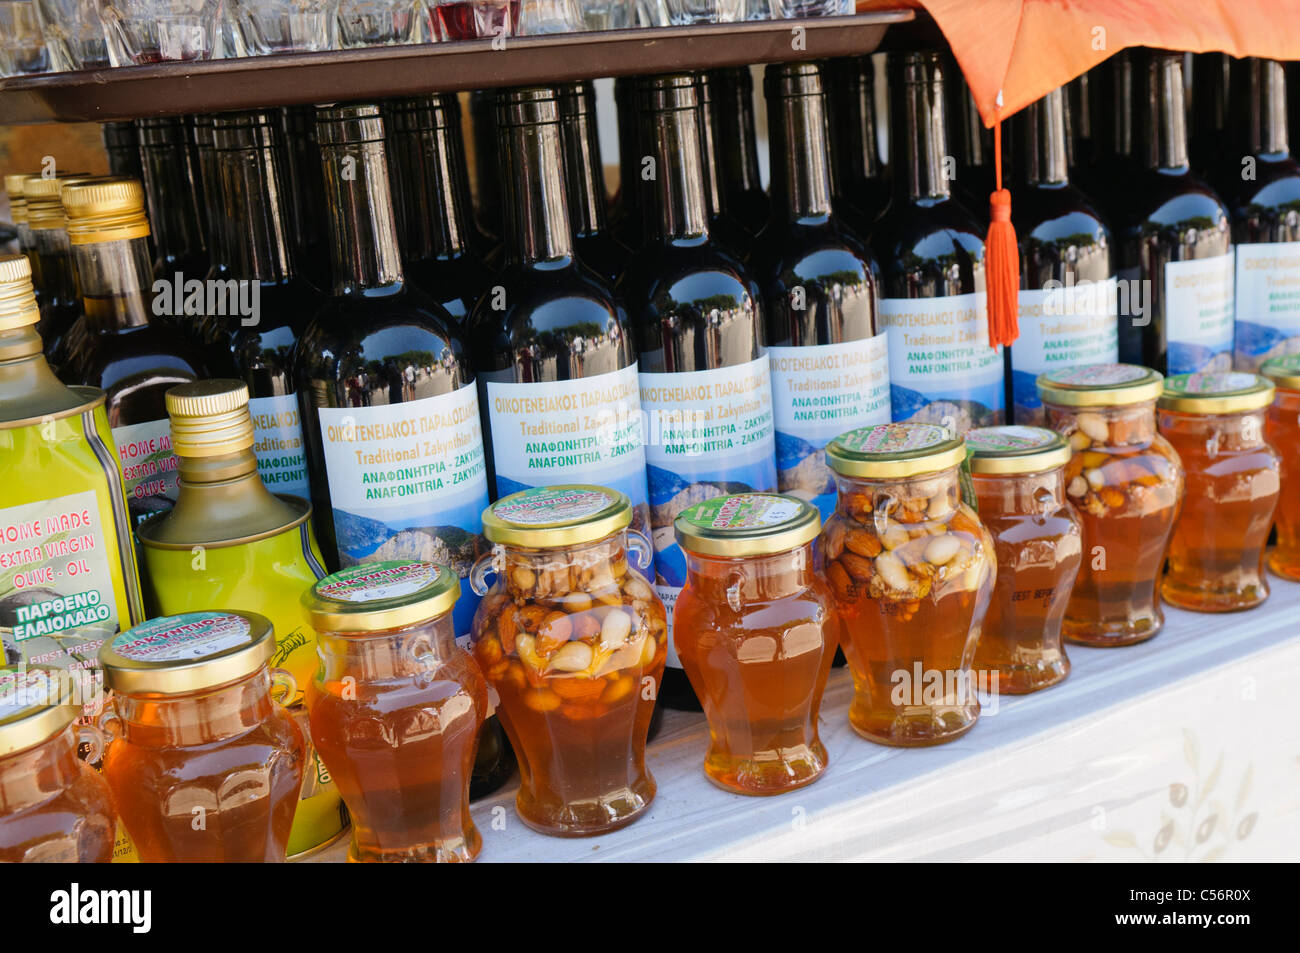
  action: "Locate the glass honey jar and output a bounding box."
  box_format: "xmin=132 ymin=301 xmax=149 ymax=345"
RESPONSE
xmin=304 ymin=560 xmax=488 ymax=863
xmin=1038 ymin=364 xmax=1184 ymax=646
xmin=1260 ymin=355 xmax=1300 ymax=581
xmin=673 ymin=493 xmax=838 ymax=795
xmin=822 ymin=424 xmax=996 ymax=747
xmin=470 ymin=485 xmax=667 ymax=836
xmin=98 ymin=610 xmax=306 ymax=862
xmin=1157 ymin=372 xmax=1280 ymax=611
xmin=966 ymin=426 xmax=1082 ymax=694
xmin=0 ymin=666 xmax=116 ymax=863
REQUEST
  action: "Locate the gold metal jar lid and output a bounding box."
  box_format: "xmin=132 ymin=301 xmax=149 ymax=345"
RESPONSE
xmin=100 ymin=611 xmax=276 ymax=695
xmin=1158 ymin=371 xmax=1275 ymax=414
xmin=3 ymin=173 xmax=30 ymax=224
xmin=0 ymin=253 xmax=40 ymax=332
xmin=482 ymin=484 xmax=632 ymax=548
xmin=165 ymin=379 xmax=256 ymax=457
xmin=0 ymin=666 xmax=83 ymax=757
xmin=62 ymin=177 xmax=150 ymax=245
xmin=966 ymin=425 xmax=1072 ymax=475
xmin=303 ymin=561 xmax=460 ymax=633
xmin=1036 ymin=363 xmax=1164 ymax=407
xmin=1259 ymin=354 xmax=1300 ymax=391
xmin=674 ymin=493 xmax=821 ymax=557
xmin=825 ymin=423 xmax=966 ymax=479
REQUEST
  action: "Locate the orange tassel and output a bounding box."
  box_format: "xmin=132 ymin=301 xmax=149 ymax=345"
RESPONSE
xmin=985 ymin=118 xmax=1019 ymax=349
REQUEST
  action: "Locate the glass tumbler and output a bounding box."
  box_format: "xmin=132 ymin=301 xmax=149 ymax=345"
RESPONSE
xmin=0 ymin=2 xmax=50 ymax=75
xmin=337 ymin=0 xmax=418 ymax=45
xmin=514 ymin=0 xmax=580 ymax=34
xmin=99 ymin=0 xmax=222 ymax=62
xmin=34 ymin=0 xmax=112 ymax=70
xmin=663 ymin=0 xmax=740 ymax=24
xmin=231 ymin=0 xmax=340 ymax=53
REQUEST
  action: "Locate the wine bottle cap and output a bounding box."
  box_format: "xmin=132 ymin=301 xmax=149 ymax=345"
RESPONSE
xmin=62 ymin=177 xmax=150 ymax=245
xmin=164 ymin=379 xmax=256 ymax=458
xmin=0 ymin=253 xmax=40 ymax=332
xmin=3 ymin=173 xmax=30 ymax=223
xmin=22 ymin=172 xmax=90 ymax=230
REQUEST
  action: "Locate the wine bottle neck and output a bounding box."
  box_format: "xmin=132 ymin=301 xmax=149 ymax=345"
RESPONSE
xmin=767 ymin=64 xmax=834 ymax=221
xmin=498 ymin=89 xmax=575 ymax=265
xmin=559 ymin=83 xmax=611 ymax=238
xmin=894 ymin=52 xmax=951 ymax=202
xmin=1024 ymin=87 xmax=1069 ymax=186
xmin=1235 ymin=58 xmax=1290 ymax=157
xmin=214 ymin=112 xmax=295 ymax=283
xmin=136 ymin=117 xmax=208 ymax=264
xmin=1144 ymin=52 xmax=1190 ymax=172
xmin=387 ymin=95 xmax=478 ymax=262
xmin=639 ymin=76 xmax=711 ymax=243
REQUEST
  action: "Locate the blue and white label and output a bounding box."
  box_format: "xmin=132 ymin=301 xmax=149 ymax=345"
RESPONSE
xmin=315 ymin=383 xmax=490 ymax=637
xmin=640 ymin=356 xmax=777 ymax=666
xmin=879 ymin=292 xmax=1005 ymax=431
xmin=247 ymin=392 xmax=310 ymax=502
xmin=1165 ymin=253 xmax=1235 ymax=374
xmin=769 ymin=333 xmax=890 ymax=520
xmin=1234 ymin=242 xmax=1300 ymax=371
xmin=1010 ymin=278 xmax=1119 ymax=423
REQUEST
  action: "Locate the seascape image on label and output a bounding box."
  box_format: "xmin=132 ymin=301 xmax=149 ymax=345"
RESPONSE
xmin=1234 ymin=243 xmax=1300 ymax=371
xmin=1165 ymin=253 xmax=1235 ymax=374
xmin=879 ymin=292 xmax=1005 ymax=431
xmin=639 ymin=356 xmax=778 ymax=591
xmin=315 ymin=383 xmax=491 ymax=635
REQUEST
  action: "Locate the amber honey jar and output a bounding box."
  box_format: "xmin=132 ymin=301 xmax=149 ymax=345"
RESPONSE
xmin=1157 ymin=372 xmax=1280 ymax=611
xmin=304 ymin=560 xmax=487 ymax=863
xmin=966 ymin=426 xmax=1082 ymax=693
xmin=821 ymin=424 xmax=996 ymax=747
xmin=0 ymin=666 xmax=116 ymax=862
xmin=470 ymin=485 xmax=666 ymax=836
xmin=98 ymin=611 xmax=306 ymax=862
xmin=1038 ymin=365 xmax=1184 ymax=646
xmin=672 ymin=493 xmax=837 ymax=794
xmin=1260 ymin=355 xmax=1300 ymax=581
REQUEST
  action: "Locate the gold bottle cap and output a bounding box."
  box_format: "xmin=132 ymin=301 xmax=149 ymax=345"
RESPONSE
xmin=674 ymin=493 xmax=821 ymax=558
xmin=3 ymin=173 xmax=30 ymax=224
xmin=966 ymin=425 xmax=1072 ymax=475
xmin=482 ymin=484 xmax=633 ymax=549
xmin=0 ymin=253 xmax=41 ymax=332
xmin=61 ymin=177 xmax=150 ymax=245
xmin=1036 ymin=363 xmax=1164 ymax=408
xmin=100 ymin=611 xmax=276 ymax=696
xmin=0 ymin=666 xmax=85 ymax=757
xmin=1157 ymin=371 xmax=1275 ymax=414
xmin=825 ymin=423 xmax=967 ymax=479
xmin=21 ymin=172 xmax=88 ymax=230
xmin=1259 ymin=354 xmax=1300 ymax=391
xmin=164 ymin=379 xmax=256 ymax=457
xmin=303 ymin=561 xmax=461 ymax=634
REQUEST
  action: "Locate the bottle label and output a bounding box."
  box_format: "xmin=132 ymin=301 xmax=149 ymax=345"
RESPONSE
xmin=1234 ymin=242 xmax=1300 ymax=371
xmin=0 ymin=490 xmax=123 ymax=675
xmin=1164 ymin=253 xmax=1235 ymax=374
xmin=1010 ymin=278 xmax=1119 ymax=422
xmin=111 ymin=418 xmax=180 ymax=528
xmin=484 ymin=364 xmax=650 ymax=528
xmin=768 ymin=333 xmax=890 ymax=519
xmin=639 ymin=356 xmax=777 ymax=666
xmin=315 ymin=383 xmax=490 ymax=637
xmin=247 ymin=393 xmax=310 ymax=501
xmin=878 ymin=293 xmax=1005 ymax=430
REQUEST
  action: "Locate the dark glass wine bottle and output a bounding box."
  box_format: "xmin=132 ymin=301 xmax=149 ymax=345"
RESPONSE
xmin=707 ymin=66 xmax=770 ymax=237
xmin=190 ymin=115 xmax=233 ymax=283
xmin=278 ymin=106 xmax=331 ymax=296
xmin=470 ymin=89 xmax=505 ymax=245
xmin=135 ymin=117 xmax=209 ymax=287
xmin=1190 ymin=52 xmax=1232 ymax=183
xmin=468 ymin=87 xmax=650 ymax=525
xmin=621 ymin=73 xmax=776 ymax=711
xmin=946 ymin=59 xmax=993 ymax=219
xmin=385 ymin=94 xmax=494 ymax=327
xmin=1008 ymin=87 xmax=1117 ymax=424
xmin=695 ymin=72 xmax=756 ymax=259
xmin=295 ymin=105 xmax=513 ymax=797
xmin=192 ymin=111 xmax=322 ymax=503
xmin=825 ymin=54 xmax=891 ymax=236
xmin=1224 ymin=58 xmax=1300 ymax=371
xmin=873 ymin=51 xmax=1003 ymax=431
xmin=1063 ymin=72 xmax=1095 ymax=174
xmin=1117 ymin=50 xmax=1233 ymax=375
xmin=558 ymin=81 xmax=633 ymax=286
xmin=101 ymin=121 xmax=143 ymax=181
xmin=21 ymin=174 xmax=85 ymax=375
xmin=61 ymin=177 xmax=204 ymax=532
xmin=1079 ymin=51 xmax=1140 ymax=233
xmin=611 ymin=75 xmax=643 ymax=250
xmin=756 ymin=61 xmax=886 ymax=520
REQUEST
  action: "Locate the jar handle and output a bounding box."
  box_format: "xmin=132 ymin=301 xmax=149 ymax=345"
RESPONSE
xmin=627 ymin=529 xmax=654 ymax=572
xmin=470 ymin=545 xmax=504 ymax=596
xmin=94 ymin=700 xmax=122 ymax=761
xmin=403 ymin=633 xmax=439 ymax=686
xmin=872 ymin=492 xmax=897 ymax=537
xmin=269 ymin=667 xmax=298 ymax=708
xmin=725 ymin=567 xmax=746 ymax=613
xmin=76 ymin=723 xmax=107 ymax=765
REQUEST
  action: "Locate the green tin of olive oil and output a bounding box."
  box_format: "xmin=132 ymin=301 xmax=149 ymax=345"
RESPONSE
xmin=135 ymin=379 xmax=347 ymax=857
xmin=0 ymin=252 xmax=145 ymax=862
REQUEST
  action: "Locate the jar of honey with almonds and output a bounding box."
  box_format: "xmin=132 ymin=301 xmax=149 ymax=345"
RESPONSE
xmin=1260 ymin=355 xmax=1300 ymax=581
xmin=672 ymin=493 xmax=838 ymax=794
xmin=966 ymin=426 xmax=1082 ymax=694
xmin=304 ymin=560 xmax=488 ymax=863
xmin=1157 ymin=372 xmax=1280 ymax=611
xmin=0 ymin=666 xmax=116 ymax=863
xmin=98 ymin=611 xmax=306 ymax=862
xmin=822 ymin=424 xmax=996 ymax=746
xmin=470 ymin=485 xmax=667 ymax=836
xmin=1038 ymin=364 xmax=1183 ymax=645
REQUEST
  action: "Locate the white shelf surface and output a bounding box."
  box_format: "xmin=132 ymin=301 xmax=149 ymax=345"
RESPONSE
xmin=313 ymin=573 xmax=1300 ymax=862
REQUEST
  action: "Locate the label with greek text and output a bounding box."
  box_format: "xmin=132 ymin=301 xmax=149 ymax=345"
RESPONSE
xmin=1234 ymin=242 xmax=1300 ymax=371
xmin=247 ymin=392 xmax=310 ymax=501
xmin=1165 ymin=253 xmax=1235 ymax=374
